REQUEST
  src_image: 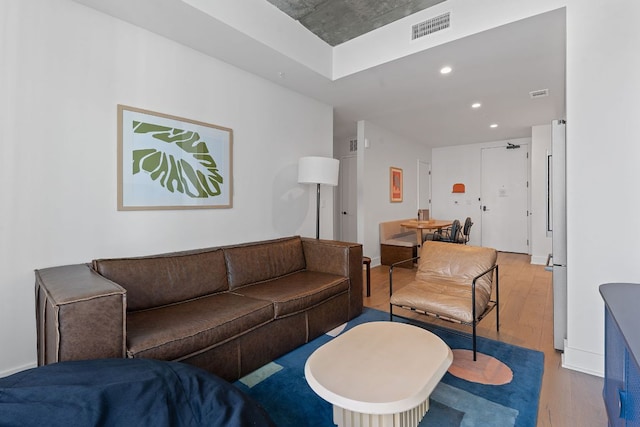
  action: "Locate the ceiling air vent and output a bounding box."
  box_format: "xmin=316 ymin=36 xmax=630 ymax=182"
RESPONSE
xmin=529 ymin=89 xmax=549 ymax=99
xmin=412 ymin=13 xmax=450 ymax=40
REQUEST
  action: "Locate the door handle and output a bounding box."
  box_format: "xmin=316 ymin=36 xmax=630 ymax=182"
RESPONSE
xmin=619 ymin=389 xmax=627 ymax=418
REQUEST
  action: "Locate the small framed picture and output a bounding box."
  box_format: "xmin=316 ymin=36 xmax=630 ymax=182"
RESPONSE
xmin=390 ymin=167 xmax=403 ymax=202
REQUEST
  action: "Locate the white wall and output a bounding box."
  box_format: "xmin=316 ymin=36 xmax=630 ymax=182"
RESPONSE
xmin=345 ymin=1 xmax=640 ymax=378
xmin=561 ymin=0 xmax=640 ymax=375
xmin=358 ymin=121 xmax=431 ymax=265
xmin=0 ymin=0 xmax=333 ymax=376
xmin=341 ymin=0 xmax=640 ymax=381
xmin=530 ymin=125 xmax=553 ymax=265
xmin=182 ymin=0 xmax=333 ymax=78
xmin=431 ymin=137 xmax=531 ymax=247
xmin=426 ymin=0 xmax=640 ymax=378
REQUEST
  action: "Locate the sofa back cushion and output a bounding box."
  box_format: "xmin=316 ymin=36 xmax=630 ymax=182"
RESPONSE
xmin=93 ymin=249 xmax=228 ymax=311
xmin=224 ymin=237 xmax=306 ymax=290
xmin=416 ymin=241 xmax=497 ymax=295
xmin=379 ymin=219 xmax=414 ymax=243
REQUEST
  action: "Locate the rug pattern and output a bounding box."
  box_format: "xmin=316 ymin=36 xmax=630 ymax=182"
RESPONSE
xmin=234 ymin=308 xmax=543 ymax=427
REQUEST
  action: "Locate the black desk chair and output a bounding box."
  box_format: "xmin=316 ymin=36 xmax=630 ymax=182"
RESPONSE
xmin=459 ymin=217 xmax=474 ymax=244
xmin=433 ymin=219 xmax=462 ymax=243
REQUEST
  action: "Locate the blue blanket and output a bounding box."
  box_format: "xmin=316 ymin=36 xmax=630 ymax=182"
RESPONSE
xmin=0 ymin=358 xmax=275 ymax=427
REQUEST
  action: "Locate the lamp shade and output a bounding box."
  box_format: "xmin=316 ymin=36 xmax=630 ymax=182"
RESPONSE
xmin=298 ymin=156 xmax=339 ymax=186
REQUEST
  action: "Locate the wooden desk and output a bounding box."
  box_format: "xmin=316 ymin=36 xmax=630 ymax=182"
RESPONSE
xmin=400 ymin=220 xmax=453 ymax=245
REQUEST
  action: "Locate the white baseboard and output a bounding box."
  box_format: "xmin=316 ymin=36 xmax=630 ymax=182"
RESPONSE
xmin=562 ymin=340 xmax=604 ymax=377
xmin=0 ymin=360 xmax=37 ymax=378
xmin=530 ymin=255 xmax=549 ymax=265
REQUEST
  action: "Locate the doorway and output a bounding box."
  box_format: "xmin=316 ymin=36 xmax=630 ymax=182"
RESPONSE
xmin=480 ymin=145 xmax=530 ymax=253
xmin=339 ymin=155 xmax=357 ymax=242
xmin=417 ymin=160 xmax=431 ymax=215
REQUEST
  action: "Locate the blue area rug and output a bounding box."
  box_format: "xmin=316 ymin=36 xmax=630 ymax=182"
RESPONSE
xmin=234 ymin=308 xmax=543 ymax=427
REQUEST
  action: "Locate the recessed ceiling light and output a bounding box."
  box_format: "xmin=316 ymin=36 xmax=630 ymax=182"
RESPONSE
xmin=471 ymin=102 xmax=481 ymax=109
xmin=490 ymin=123 xmax=498 ymax=128
xmin=440 ymin=66 xmax=452 ymax=74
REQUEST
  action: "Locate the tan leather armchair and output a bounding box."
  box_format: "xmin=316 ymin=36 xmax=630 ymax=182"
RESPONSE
xmin=389 ymin=241 xmax=499 ymax=361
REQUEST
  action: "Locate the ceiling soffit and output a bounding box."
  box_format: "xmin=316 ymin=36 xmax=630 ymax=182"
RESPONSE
xmin=265 ymin=0 xmax=447 ymax=46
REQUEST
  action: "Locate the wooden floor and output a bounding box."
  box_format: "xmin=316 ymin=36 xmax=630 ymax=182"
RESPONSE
xmin=364 ymin=252 xmax=607 ymax=427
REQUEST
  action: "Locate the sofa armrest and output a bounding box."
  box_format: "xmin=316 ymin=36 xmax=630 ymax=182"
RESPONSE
xmin=35 ymin=264 xmax=126 ymax=365
xmin=301 ymin=238 xmax=363 ymax=319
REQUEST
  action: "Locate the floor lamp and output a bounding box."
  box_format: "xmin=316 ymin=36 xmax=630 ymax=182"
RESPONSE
xmin=298 ymin=156 xmax=340 ymax=239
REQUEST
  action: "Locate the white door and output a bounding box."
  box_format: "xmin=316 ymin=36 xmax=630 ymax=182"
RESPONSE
xmin=417 ymin=160 xmax=431 ymax=213
xmin=339 ymin=155 xmax=357 ymax=242
xmin=480 ymin=145 xmax=529 ymax=253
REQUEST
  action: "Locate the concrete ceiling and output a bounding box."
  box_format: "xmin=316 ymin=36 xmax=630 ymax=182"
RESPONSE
xmin=264 ymin=0 xmax=447 ymax=46
xmin=70 ymin=0 xmax=565 ymax=148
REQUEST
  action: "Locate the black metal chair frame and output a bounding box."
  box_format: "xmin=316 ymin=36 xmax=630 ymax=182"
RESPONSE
xmin=388 ymin=256 xmax=499 ymax=361
xmin=460 ymin=217 xmax=473 ymax=244
xmin=433 ymin=219 xmax=462 ymax=243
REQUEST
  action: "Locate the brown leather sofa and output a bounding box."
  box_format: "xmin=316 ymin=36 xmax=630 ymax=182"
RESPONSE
xmin=35 ymin=236 xmax=363 ymax=381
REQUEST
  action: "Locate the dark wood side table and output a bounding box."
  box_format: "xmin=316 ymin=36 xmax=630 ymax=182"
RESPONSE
xmin=362 ymin=256 xmax=371 ymax=297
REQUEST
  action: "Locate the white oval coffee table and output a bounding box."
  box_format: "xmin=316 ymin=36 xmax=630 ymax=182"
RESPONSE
xmin=304 ymin=321 xmax=453 ymax=427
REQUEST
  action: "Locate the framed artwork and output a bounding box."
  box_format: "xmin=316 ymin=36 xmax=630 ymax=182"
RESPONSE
xmin=390 ymin=167 xmax=403 ymax=202
xmin=117 ymin=105 xmax=233 ymax=210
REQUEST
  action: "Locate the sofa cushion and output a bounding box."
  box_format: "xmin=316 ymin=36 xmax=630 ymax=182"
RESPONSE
xmin=233 ymin=271 xmax=348 ymax=318
xmin=381 ymin=231 xmax=418 ymax=247
xmin=224 ymin=237 xmax=306 ymax=290
xmin=93 ymin=249 xmax=228 ymax=312
xmin=126 ymin=293 xmax=274 ymax=361
xmin=390 ymin=277 xmax=484 ymax=324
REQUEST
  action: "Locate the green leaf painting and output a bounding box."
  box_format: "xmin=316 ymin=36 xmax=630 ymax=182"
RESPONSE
xmin=131 ymin=121 xmax=223 ymax=199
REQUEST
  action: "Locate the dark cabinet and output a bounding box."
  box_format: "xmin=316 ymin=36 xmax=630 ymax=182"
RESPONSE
xmin=600 ymin=283 xmax=640 ymax=426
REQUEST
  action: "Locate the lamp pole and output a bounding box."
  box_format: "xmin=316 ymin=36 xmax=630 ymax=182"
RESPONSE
xmin=315 ymin=183 xmax=321 ymax=239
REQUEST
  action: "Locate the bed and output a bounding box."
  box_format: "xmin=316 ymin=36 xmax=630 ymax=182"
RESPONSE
xmin=0 ymin=358 xmax=275 ymax=427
